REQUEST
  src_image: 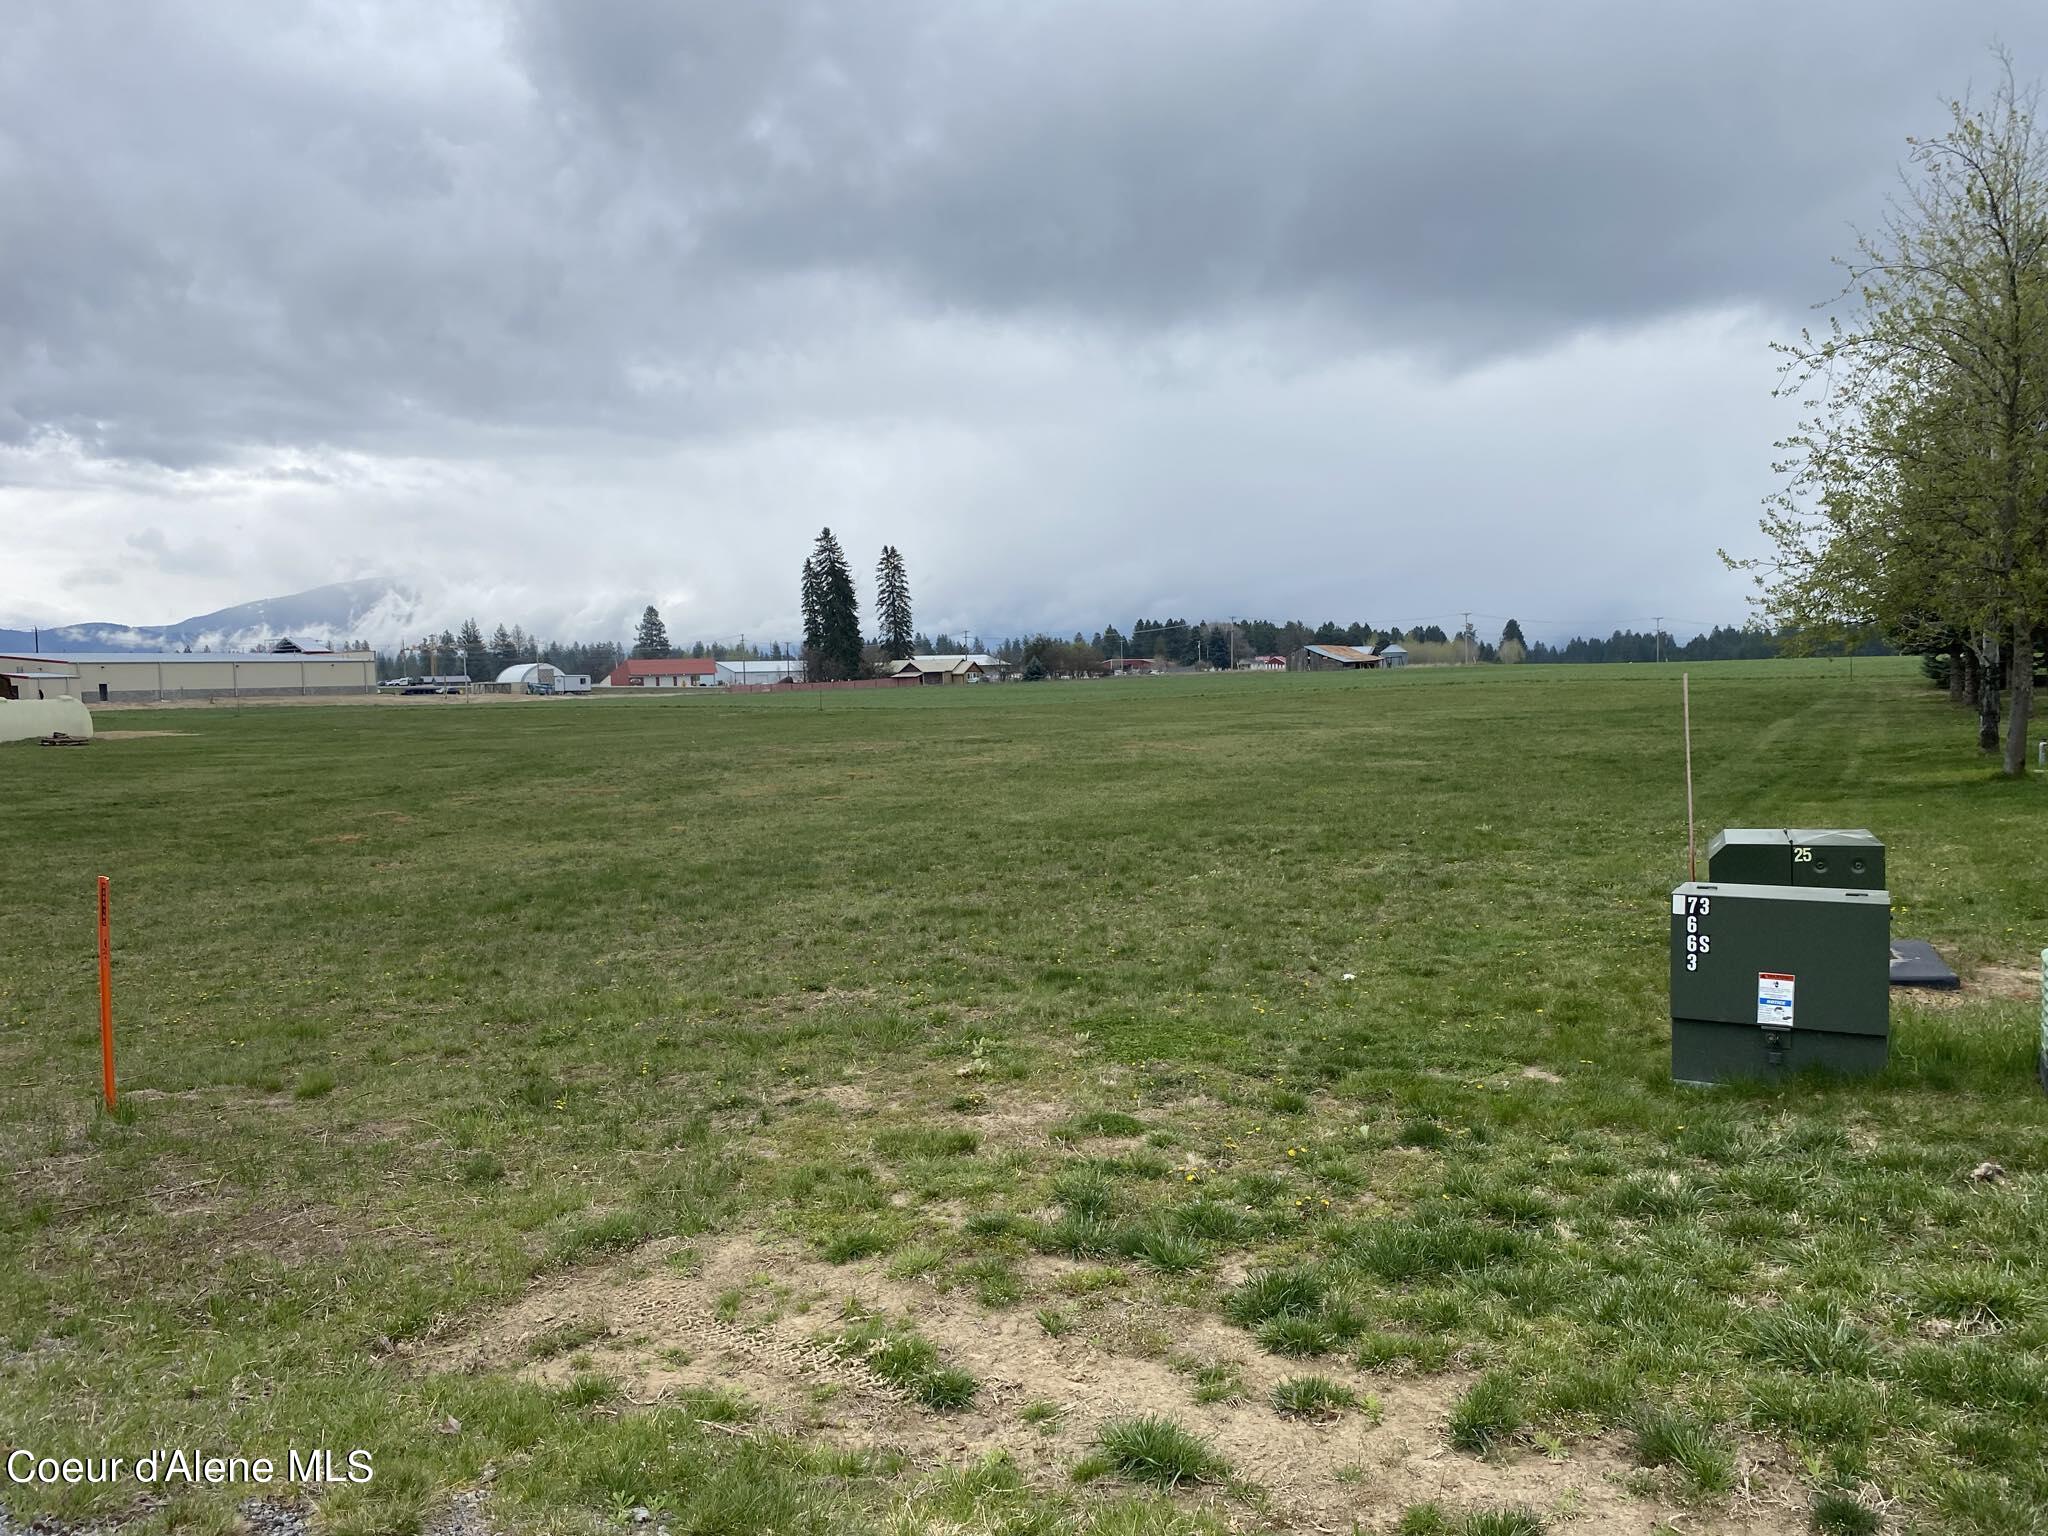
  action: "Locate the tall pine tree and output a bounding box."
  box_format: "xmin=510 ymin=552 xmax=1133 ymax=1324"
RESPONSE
xmin=876 ymin=546 xmax=914 ymax=660
xmin=800 ymin=557 xmax=823 ymax=662
xmin=457 ymin=618 xmax=486 ymax=679
xmin=632 ymin=606 xmax=672 ymax=659
xmin=803 ymin=528 xmax=864 ymax=681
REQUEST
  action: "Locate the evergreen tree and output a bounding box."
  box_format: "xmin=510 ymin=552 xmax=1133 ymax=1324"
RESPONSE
xmin=800 ymin=557 xmax=823 ymax=659
xmin=457 ymin=618 xmax=486 ymax=679
xmin=876 ymin=546 xmax=914 ymax=659
xmin=490 ymin=624 xmax=515 ymax=673
xmin=1207 ymin=626 xmax=1233 ymax=670
xmin=804 ymin=528 xmax=865 ymax=680
xmin=632 ymin=606 xmax=673 ymax=660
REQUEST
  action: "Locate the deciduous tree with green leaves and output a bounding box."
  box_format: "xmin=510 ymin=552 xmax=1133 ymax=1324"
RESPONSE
xmin=1745 ymin=61 xmax=2048 ymax=775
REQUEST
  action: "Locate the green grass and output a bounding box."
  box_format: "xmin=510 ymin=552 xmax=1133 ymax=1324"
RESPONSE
xmin=1811 ymin=1491 xmax=1882 ymax=1535
xmin=1 ymin=661 xmax=2044 ymax=1532
xmin=1270 ymin=1374 xmax=1372 ymax=1421
xmin=1399 ymin=1506 xmax=1544 ymax=1536
xmin=823 ymin=1307 xmax=980 ymax=1411
xmin=1082 ymin=1416 xmax=1230 ymax=1488
xmin=1449 ymin=1372 xmax=1525 ymax=1454
xmin=1630 ymin=1406 xmax=1736 ymax=1495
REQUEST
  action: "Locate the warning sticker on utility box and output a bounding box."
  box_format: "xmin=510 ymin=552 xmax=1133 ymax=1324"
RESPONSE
xmin=1757 ymin=972 xmax=1796 ymax=1028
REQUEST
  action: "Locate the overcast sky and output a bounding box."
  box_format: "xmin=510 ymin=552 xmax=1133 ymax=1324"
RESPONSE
xmin=5 ymin=3 xmax=2046 ymax=646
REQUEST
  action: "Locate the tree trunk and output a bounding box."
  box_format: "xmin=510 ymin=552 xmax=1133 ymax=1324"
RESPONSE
xmin=1961 ymin=646 xmax=1982 ymax=710
xmin=1976 ymin=633 xmax=2002 ymax=752
xmin=1948 ymin=642 xmax=1967 ymax=704
xmin=2005 ymin=618 xmax=2037 ymax=776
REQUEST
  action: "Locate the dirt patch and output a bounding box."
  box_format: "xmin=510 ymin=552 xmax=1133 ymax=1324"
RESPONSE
xmin=966 ymin=1094 xmax=1068 ymax=1146
xmin=313 ymin=832 xmax=366 ymax=844
xmin=815 ymin=1081 xmax=877 ymax=1113
xmin=93 ymin=730 xmax=195 ymax=740
xmin=1897 ymin=961 xmax=2041 ymax=1010
xmin=419 ymin=1235 xmax=1806 ymax=1534
xmin=1967 ymin=963 xmax=2042 ymax=1001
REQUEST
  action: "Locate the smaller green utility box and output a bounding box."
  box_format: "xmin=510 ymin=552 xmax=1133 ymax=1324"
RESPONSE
xmin=1671 ymin=880 xmax=1891 ymax=1084
xmin=1706 ymin=828 xmax=1885 ymax=891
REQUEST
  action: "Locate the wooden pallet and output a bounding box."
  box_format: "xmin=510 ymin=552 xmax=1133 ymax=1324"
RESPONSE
xmin=39 ymin=732 xmax=89 ymax=747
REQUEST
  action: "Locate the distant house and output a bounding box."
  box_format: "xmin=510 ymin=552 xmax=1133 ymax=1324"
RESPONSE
xmin=1290 ymin=644 xmax=1381 ymax=672
xmin=1378 ymin=644 xmax=1410 ymax=668
xmin=715 ymin=658 xmax=806 ymax=686
xmin=606 ymin=658 xmax=717 ymax=688
xmin=1108 ymin=656 xmax=1158 ymax=674
xmin=1243 ymin=654 xmax=1287 ymax=671
xmin=887 ymin=654 xmax=1011 ymax=685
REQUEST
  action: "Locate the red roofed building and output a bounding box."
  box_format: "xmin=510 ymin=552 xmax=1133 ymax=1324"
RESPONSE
xmin=606 ymin=657 xmax=717 ymax=688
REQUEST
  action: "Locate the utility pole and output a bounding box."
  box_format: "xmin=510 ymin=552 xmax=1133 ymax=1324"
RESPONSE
xmin=1654 ymin=617 xmax=1664 ymax=664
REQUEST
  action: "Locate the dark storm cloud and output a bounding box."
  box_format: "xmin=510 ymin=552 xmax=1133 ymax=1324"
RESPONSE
xmin=511 ymin=1 xmax=2026 ymax=342
xmin=5 ymin=0 xmax=2039 ymax=470
xmin=5 ymin=1 xmax=2048 ymax=641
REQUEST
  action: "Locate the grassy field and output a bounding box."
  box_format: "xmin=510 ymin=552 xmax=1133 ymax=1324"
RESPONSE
xmin=2 ymin=660 xmax=2045 ymax=1536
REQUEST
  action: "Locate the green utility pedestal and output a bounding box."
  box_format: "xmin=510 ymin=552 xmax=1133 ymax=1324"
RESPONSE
xmin=1707 ymin=829 xmax=1885 ymax=891
xmin=1786 ymin=829 xmax=1885 ymax=891
xmin=1706 ymin=829 xmax=1793 ymax=886
xmin=1671 ymin=881 xmax=1891 ymax=1085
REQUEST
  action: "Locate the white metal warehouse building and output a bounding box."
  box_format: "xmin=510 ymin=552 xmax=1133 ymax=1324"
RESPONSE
xmin=0 ymin=651 xmax=377 ymax=702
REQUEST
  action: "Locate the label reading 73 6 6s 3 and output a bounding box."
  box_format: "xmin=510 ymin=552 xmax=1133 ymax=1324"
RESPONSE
xmin=1757 ymin=972 xmax=1795 ymax=1028
xmin=1674 ymin=893 xmax=1712 ymax=971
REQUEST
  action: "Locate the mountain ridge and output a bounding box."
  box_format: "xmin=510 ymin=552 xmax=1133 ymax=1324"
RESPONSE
xmin=0 ymin=579 xmax=420 ymax=654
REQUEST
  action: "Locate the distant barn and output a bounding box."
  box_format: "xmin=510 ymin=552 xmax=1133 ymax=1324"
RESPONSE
xmin=1290 ymin=644 xmax=1381 ymax=672
xmin=606 ymin=658 xmax=717 ymax=688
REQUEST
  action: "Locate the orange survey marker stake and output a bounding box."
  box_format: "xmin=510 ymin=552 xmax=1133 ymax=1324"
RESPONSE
xmin=97 ymin=876 xmax=116 ymax=1109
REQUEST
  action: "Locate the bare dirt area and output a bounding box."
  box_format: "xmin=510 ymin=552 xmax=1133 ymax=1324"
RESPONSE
xmin=90 ymin=729 xmax=195 ymax=740
xmin=417 ymin=1235 xmax=1807 ymax=1535
xmin=1895 ymin=958 xmax=2042 ymax=1009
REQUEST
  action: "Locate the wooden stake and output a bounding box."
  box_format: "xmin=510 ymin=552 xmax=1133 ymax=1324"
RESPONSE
xmin=97 ymin=876 xmax=116 ymax=1110
xmin=1683 ymin=673 xmax=1697 ymax=883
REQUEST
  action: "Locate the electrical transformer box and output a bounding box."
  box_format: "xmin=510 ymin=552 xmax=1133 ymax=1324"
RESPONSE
xmin=1706 ymin=828 xmax=1885 ymax=891
xmin=1705 ymin=829 xmax=1794 ymax=886
xmin=1671 ymin=880 xmax=1891 ymax=1085
xmin=1785 ymin=829 xmax=1885 ymax=891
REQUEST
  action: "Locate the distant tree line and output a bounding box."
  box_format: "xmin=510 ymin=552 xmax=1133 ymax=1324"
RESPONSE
xmin=371 ymin=566 xmax=1801 ymax=686
xmin=376 ymin=622 xmax=629 ymax=682
xmin=1523 ymin=625 xmax=1831 ymax=664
